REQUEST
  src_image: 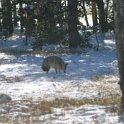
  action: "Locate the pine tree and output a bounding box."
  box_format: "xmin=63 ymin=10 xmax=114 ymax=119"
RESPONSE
xmin=1 ymin=0 xmax=14 ymax=37
xmin=68 ymin=0 xmax=82 ymax=48
xmin=92 ymin=0 xmax=98 ymax=28
xmin=96 ymin=0 xmax=107 ymax=33
xmin=12 ymin=0 xmax=18 ymax=26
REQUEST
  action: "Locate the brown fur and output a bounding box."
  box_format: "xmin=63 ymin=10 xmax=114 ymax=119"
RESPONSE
xmin=42 ymin=56 xmax=68 ymax=74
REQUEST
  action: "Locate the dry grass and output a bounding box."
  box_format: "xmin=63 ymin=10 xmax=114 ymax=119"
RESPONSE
xmin=1 ymin=95 xmax=121 ymax=115
xmin=1 ymin=75 xmax=23 ymax=83
xmin=0 ymin=95 xmax=121 ymax=123
xmin=92 ymin=75 xmax=105 ymax=82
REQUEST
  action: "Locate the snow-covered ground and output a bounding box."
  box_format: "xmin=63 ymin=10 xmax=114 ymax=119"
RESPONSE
xmin=0 ymin=39 xmax=119 ymax=100
xmin=0 ymin=34 xmax=122 ymax=123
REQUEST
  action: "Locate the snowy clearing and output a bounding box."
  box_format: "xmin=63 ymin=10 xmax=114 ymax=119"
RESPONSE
xmin=0 ymin=36 xmax=122 ymax=124
xmin=0 ymin=44 xmax=119 ymax=100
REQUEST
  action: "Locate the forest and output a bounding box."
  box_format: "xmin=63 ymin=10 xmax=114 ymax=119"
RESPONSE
xmin=0 ymin=0 xmax=114 ymax=50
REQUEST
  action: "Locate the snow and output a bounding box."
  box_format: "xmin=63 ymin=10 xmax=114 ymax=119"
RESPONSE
xmin=79 ymin=15 xmax=93 ymax=26
xmin=46 ymin=105 xmax=120 ymax=124
xmin=0 ymin=33 xmax=122 ymax=123
xmin=0 ymin=47 xmax=118 ymax=100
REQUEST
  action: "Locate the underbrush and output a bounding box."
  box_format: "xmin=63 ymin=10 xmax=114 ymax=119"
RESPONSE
xmin=0 ymin=48 xmax=70 ymax=55
xmin=0 ymin=47 xmax=87 ymax=56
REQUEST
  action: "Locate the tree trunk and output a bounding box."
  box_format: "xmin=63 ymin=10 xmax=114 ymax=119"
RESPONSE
xmin=6 ymin=0 xmax=14 ymax=34
xmin=68 ymin=0 xmax=81 ymax=48
xmin=96 ymin=0 xmax=107 ymax=33
xmin=47 ymin=0 xmax=56 ymax=43
xmin=19 ymin=2 xmax=24 ymax=33
xmin=114 ymin=0 xmax=124 ymax=113
xmin=82 ymin=0 xmax=89 ymax=27
xmin=92 ymin=0 xmax=98 ymax=27
xmin=1 ymin=0 xmax=14 ymax=35
xmin=105 ymin=0 xmax=110 ymax=24
xmin=13 ymin=0 xmax=18 ymax=26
